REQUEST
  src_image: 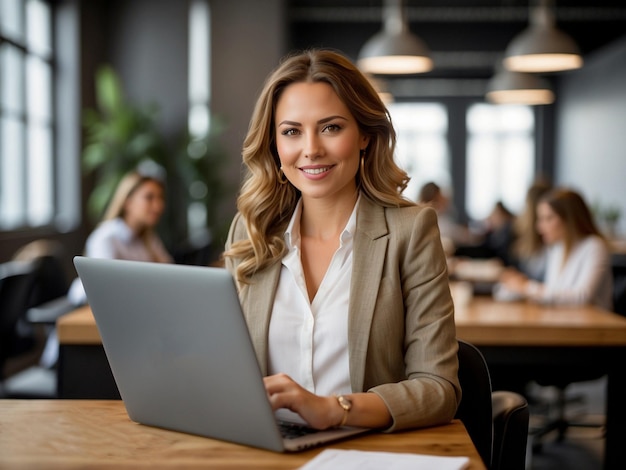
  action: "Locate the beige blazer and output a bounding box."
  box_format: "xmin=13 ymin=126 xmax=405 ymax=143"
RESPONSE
xmin=225 ymin=196 xmax=461 ymax=431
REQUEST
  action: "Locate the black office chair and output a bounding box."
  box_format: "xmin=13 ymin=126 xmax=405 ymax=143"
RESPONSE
xmin=492 ymin=390 xmax=530 ymax=470
xmin=612 ymin=254 xmax=626 ymax=317
xmin=455 ymin=339 xmax=529 ymax=470
xmin=455 ymin=339 xmax=493 ymax=467
xmin=527 ymin=256 xmax=624 ymax=448
xmin=1 ymin=245 xmax=71 ymax=398
xmin=0 ymin=261 xmax=39 ymax=384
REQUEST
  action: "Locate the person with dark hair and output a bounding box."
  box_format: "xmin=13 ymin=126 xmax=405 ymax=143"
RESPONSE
xmin=417 ymin=181 xmax=477 ymax=255
xmin=223 ymin=49 xmax=460 ymax=432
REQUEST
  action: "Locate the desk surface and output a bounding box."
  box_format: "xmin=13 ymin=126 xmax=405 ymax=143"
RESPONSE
xmin=57 ymin=305 xmax=101 ymax=344
xmin=0 ymin=400 xmax=485 ymax=469
xmin=58 ymin=298 xmax=626 ymax=347
xmin=455 ymin=297 xmax=626 ymax=346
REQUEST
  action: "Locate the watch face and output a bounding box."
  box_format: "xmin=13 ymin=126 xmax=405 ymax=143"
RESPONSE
xmin=338 ymin=395 xmax=352 ymax=410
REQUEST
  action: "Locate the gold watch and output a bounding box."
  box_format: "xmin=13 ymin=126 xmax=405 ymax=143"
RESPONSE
xmin=335 ymin=395 xmax=352 ymax=427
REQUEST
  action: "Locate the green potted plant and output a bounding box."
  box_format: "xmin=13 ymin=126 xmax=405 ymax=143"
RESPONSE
xmin=81 ymin=65 xmax=231 ymax=258
xmin=604 ymin=205 xmax=621 ymax=238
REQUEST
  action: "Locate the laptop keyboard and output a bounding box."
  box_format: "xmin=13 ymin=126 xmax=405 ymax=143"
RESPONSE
xmin=277 ymin=421 xmax=320 ymax=440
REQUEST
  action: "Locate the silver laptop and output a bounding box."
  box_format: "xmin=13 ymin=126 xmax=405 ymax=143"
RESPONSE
xmin=73 ymin=256 xmax=368 ymax=452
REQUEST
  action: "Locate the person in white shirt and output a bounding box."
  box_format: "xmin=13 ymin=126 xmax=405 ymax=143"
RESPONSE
xmin=68 ymin=170 xmax=172 ymax=305
xmin=223 ymin=49 xmax=459 ymax=433
xmin=494 ymin=187 xmax=613 ymax=310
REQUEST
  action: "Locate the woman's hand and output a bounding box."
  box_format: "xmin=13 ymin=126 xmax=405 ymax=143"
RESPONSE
xmin=263 ymin=373 xmax=342 ymax=430
xmin=499 ymin=268 xmax=530 ymax=295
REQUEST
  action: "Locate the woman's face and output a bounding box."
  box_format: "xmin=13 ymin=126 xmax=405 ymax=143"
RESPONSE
xmin=536 ymin=201 xmax=565 ymax=245
xmin=274 ymin=81 xmax=369 ymax=203
xmin=124 ymin=180 xmax=165 ymax=229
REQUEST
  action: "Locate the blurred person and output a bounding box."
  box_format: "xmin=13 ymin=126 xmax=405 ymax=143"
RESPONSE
xmin=68 ymin=170 xmax=173 ymax=305
xmin=495 ymin=188 xmax=613 ymax=310
xmin=418 ymin=181 xmax=478 ymax=255
xmin=508 ymin=180 xmax=552 ymax=280
xmin=475 ymin=201 xmax=516 ymax=265
xmin=223 ymin=49 xmax=460 ymax=432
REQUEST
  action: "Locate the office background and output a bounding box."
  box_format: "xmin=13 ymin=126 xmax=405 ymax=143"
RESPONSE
xmin=1 ymin=0 xmax=625 ymax=272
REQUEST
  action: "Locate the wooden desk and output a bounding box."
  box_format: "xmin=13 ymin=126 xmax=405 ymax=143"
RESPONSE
xmin=0 ymin=400 xmax=485 ymax=469
xmin=455 ymin=297 xmax=626 ymax=346
xmin=57 ymin=304 xmax=102 ymax=344
xmin=57 ymin=299 xmax=626 ymax=469
xmin=56 ymin=306 xmax=120 ymax=399
xmin=455 ymin=297 xmax=626 ymax=470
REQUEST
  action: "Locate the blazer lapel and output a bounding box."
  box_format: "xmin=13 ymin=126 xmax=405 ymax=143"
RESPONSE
xmin=348 ymin=197 xmax=389 ymax=392
xmin=241 ymin=261 xmax=281 ymax=376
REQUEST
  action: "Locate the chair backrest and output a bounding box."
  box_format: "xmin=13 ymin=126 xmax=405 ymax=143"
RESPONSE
xmin=455 ymin=339 xmax=493 ymax=468
xmin=0 ymin=261 xmax=38 ymax=377
xmin=612 ymin=254 xmax=626 ymax=317
xmin=28 ymin=255 xmax=71 ymax=307
xmin=491 ymin=390 xmax=529 ymax=470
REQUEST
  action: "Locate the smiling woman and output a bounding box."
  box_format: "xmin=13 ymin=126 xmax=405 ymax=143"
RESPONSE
xmin=275 ymin=81 xmax=368 ymax=215
xmin=222 ymin=49 xmax=460 ymax=434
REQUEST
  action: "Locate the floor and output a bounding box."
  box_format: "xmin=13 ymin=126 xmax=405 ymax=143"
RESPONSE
xmin=526 ymin=377 xmax=606 ymax=470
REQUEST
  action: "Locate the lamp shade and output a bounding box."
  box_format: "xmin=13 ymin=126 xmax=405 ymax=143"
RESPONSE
xmin=503 ymin=0 xmax=583 ymax=73
xmin=357 ymin=0 xmax=433 ymax=75
xmin=486 ymin=69 xmax=555 ymax=105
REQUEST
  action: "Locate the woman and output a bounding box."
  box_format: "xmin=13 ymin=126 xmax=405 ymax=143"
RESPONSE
xmin=68 ymin=170 xmax=172 ymax=304
xmin=223 ymin=49 xmax=460 ymax=432
xmin=509 ymin=180 xmax=552 ymax=280
xmin=497 ymin=188 xmax=613 ymax=310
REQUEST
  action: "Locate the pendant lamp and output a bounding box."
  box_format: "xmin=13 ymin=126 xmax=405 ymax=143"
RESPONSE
xmin=486 ymin=68 xmax=555 ymax=105
xmin=358 ymin=0 xmax=433 ymax=75
xmin=503 ymin=0 xmax=583 ymax=73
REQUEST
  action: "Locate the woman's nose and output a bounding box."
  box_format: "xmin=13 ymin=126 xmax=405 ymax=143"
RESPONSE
xmin=304 ymin=134 xmax=322 ymax=159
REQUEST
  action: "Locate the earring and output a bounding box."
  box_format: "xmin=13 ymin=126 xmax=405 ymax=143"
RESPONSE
xmin=359 ymin=149 xmax=366 ymax=180
xmin=277 ymin=166 xmax=289 ymax=185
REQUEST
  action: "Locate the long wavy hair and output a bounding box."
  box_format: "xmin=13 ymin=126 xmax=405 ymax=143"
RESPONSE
xmin=224 ymin=49 xmax=413 ymax=283
xmin=540 ymin=188 xmax=606 ymax=263
xmin=511 ymin=180 xmax=552 ymax=260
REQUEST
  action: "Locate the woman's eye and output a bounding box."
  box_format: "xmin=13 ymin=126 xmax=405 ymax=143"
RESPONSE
xmin=323 ymin=124 xmax=341 ymax=133
xmin=281 ymin=128 xmax=299 ymax=136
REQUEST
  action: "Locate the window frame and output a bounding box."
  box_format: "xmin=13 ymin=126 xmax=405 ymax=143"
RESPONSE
xmin=0 ymin=0 xmax=81 ymax=234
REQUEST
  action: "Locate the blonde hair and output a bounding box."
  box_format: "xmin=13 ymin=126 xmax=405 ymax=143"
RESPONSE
xmin=512 ymin=180 xmax=552 ymax=260
xmin=100 ymin=171 xmax=167 ymax=262
xmin=103 ymin=171 xmax=165 ymax=222
xmin=224 ymin=49 xmax=413 ymax=283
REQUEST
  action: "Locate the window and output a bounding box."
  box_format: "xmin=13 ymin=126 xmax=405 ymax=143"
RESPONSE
xmin=466 ymin=104 xmax=535 ymax=221
xmin=0 ymin=0 xmax=55 ymax=230
xmin=387 ymin=102 xmax=450 ymax=202
xmin=389 ymin=100 xmax=535 ymax=224
xmin=187 ymin=0 xmax=211 ymax=242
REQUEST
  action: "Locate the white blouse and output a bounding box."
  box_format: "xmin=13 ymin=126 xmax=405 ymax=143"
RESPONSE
xmin=84 ymin=217 xmax=172 ymax=262
xmin=528 ymin=235 xmax=613 ymax=310
xmin=68 ymin=218 xmax=172 ymax=304
xmin=268 ymin=197 xmax=359 ymax=403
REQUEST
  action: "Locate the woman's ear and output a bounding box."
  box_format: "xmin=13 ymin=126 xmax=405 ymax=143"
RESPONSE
xmin=360 ymin=134 xmax=371 ymax=151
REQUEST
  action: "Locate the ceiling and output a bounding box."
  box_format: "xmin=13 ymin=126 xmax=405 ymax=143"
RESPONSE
xmin=286 ymin=0 xmax=626 ymax=86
